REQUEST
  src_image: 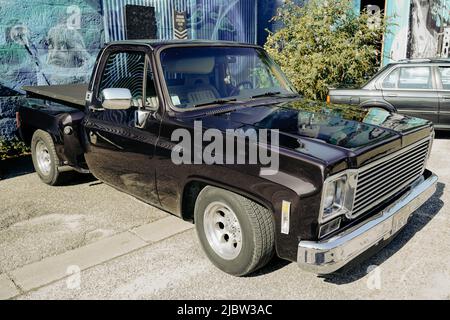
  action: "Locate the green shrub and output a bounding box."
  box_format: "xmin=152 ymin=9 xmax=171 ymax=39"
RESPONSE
xmin=265 ymin=0 xmax=389 ymax=101
xmin=0 ymin=138 xmax=30 ymax=160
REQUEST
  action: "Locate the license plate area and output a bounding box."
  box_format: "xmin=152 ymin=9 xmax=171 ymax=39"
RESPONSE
xmin=392 ymin=207 xmax=412 ymax=234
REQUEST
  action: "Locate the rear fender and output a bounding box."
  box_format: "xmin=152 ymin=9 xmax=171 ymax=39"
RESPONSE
xmin=59 ymin=111 xmax=86 ymax=166
xmin=18 ymin=100 xmax=86 ymax=167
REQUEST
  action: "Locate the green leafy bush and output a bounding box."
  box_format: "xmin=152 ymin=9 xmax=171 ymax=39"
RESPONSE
xmin=265 ymin=0 xmax=389 ymax=100
xmin=0 ymin=138 xmax=30 ymax=160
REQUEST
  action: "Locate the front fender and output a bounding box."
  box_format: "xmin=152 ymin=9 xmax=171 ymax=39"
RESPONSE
xmin=178 ymin=164 xmax=323 ymax=262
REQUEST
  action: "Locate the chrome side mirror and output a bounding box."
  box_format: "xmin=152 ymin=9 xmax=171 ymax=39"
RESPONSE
xmin=101 ymin=88 xmax=132 ymax=110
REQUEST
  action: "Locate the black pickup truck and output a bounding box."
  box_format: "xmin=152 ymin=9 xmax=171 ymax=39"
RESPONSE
xmin=17 ymin=40 xmax=438 ymax=276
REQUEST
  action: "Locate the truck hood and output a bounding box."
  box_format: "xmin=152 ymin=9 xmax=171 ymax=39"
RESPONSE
xmin=191 ymin=98 xmax=432 ymax=172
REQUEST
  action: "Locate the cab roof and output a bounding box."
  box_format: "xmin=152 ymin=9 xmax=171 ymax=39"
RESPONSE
xmin=392 ymin=57 xmax=450 ymax=65
xmin=105 ymin=39 xmax=260 ymax=50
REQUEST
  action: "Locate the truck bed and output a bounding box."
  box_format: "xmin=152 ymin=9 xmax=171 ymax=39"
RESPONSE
xmin=23 ymin=84 xmax=88 ymax=108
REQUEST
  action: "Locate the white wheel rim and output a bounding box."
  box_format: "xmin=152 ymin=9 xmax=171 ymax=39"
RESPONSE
xmin=36 ymin=140 xmax=52 ymax=175
xmin=203 ymin=201 xmax=243 ymax=260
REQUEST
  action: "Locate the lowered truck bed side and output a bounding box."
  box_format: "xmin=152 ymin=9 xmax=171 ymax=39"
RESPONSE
xmin=18 ymin=84 xmax=88 ymax=171
xmin=23 ymin=84 xmax=88 ymax=109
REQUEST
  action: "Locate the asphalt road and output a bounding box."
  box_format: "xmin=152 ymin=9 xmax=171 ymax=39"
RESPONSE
xmin=1 ymin=136 xmax=449 ymax=300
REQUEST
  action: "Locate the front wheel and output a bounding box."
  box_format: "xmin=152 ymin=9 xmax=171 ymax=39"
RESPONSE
xmin=194 ymin=186 xmax=275 ymax=276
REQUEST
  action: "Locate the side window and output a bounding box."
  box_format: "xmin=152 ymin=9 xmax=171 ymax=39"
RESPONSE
xmin=398 ymin=67 xmax=432 ymax=89
xmin=98 ymin=51 xmax=145 ymax=101
xmin=382 ymin=68 xmax=399 ymax=89
xmin=438 ymin=67 xmax=450 ymax=90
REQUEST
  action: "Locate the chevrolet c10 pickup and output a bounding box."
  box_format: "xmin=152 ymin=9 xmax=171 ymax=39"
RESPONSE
xmin=17 ymin=40 xmax=438 ymax=276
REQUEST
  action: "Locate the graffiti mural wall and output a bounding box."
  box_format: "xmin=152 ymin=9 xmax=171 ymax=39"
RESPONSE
xmin=409 ymin=0 xmax=450 ymax=59
xmin=383 ymin=0 xmax=450 ymax=64
xmin=0 ymin=0 xmax=104 ymax=139
xmin=0 ymin=0 xmax=258 ymax=140
xmin=0 ymin=0 xmax=104 ymax=93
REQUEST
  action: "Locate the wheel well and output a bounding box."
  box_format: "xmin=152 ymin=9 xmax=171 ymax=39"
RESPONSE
xmin=181 ymin=181 xmax=208 ymax=222
xmin=181 ymin=180 xmax=274 ymax=223
xmin=361 ymin=104 xmax=395 ymax=112
xmin=20 ymin=124 xmax=38 ymax=146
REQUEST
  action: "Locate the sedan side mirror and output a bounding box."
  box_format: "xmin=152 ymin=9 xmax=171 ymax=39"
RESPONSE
xmin=101 ymin=88 xmax=132 ymax=110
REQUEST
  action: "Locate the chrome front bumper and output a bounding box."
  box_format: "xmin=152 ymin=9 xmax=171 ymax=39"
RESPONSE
xmin=297 ymin=170 xmax=438 ymax=274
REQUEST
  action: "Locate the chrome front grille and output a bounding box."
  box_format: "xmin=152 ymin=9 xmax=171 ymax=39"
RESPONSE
xmin=351 ymin=138 xmax=431 ymax=218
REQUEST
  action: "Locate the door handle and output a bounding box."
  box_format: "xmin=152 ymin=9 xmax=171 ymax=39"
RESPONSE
xmin=442 ymin=95 xmax=450 ymax=100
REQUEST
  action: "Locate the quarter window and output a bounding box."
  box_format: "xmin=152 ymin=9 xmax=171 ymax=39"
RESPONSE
xmin=145 ymin=61 xmax=159 ymax=109
xmin=438 ymin=67 xmax=450 ymax=90
xmin=382 ymin=68 xmax=399 ymax=89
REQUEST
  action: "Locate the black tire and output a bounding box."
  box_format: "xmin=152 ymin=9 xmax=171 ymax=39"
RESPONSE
xmin=31 ymin=129 xmax=67 ymax=186
xmin=194 ymin=186 xmax=275 ymax=276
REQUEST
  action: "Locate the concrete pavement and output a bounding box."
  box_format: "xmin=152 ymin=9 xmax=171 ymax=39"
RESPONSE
xmin=0 ymin=162 xmax=167 ymax=274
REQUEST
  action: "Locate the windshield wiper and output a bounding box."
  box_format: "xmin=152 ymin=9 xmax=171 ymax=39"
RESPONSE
xmin=250 ymin=92 xmax=298 ymax=99
xmin=193 ymin=98 xmax=239 ymax=108
xmin=251 ymin=91 xmax=281 ymax=99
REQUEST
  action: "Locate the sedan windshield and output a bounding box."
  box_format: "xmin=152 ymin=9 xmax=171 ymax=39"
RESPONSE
xmin=159 ymin=46 xmax=297 ymax=109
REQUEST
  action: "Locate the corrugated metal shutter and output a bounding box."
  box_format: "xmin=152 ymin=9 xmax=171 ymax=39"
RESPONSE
xmin=102 ymin=0 xmax=257 ymax=44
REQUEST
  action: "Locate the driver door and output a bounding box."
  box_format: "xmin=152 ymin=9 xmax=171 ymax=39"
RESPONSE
xmin=83 ymin=47 xmax=161 ymax=205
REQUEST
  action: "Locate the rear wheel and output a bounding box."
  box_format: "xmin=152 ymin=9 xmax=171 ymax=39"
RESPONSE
xmin=31 ymin=130 xmax=67 ymax=185
xmin=194 ymin=186 xmax=275 ymax=276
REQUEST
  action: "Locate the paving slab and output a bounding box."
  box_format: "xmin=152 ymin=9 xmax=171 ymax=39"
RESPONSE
xmin=10 ymin=231 xmax=148 ymax=292
xmin=0 ymin=273 xmax=20 ymax=300
xmin=132 ymin=216 xmax=194 ymax=243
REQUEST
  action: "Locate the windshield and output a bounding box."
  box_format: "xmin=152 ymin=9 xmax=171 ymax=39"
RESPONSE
xmin=159 ymin=46 xmax=296 ymax=109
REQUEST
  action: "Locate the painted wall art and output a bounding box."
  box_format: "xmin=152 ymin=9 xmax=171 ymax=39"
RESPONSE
xmin=0 ymin=0 xmax=104 ymax=139
xmin=383 ymin=0 xmax=450 ymax=64
xmin=0 ymin=0 xmax=257 ymax=140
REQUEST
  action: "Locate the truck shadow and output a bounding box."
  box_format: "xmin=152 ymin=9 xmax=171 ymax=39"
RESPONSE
xmin=435 ymin=131 xmax=450 ymax=140
xmin=0 ymin=156 xmax=35 ymax=180
xmin=250 ymin=257 xmax=292 ymax=277
xmin=0 ymin=155 xmax=97 ymax=185
xmin=321 ymin=182 xmax=445 ymax=285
